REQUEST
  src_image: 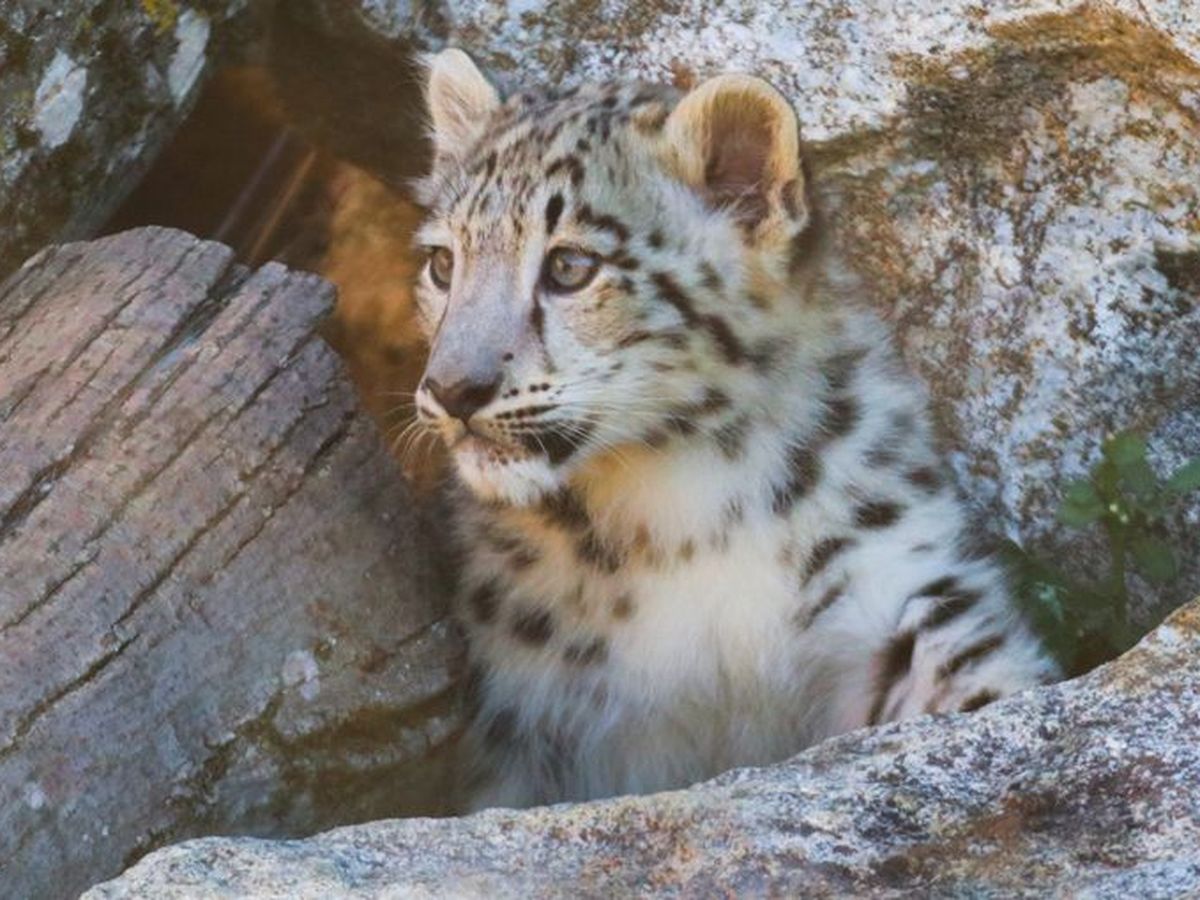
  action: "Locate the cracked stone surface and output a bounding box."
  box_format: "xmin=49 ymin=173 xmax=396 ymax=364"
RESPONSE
xmin=0 ymin=228 xmax=461 ymax=900
xmin=0 ymin=1 xmax=257 ymax=280
xmin=85 ymin=596 xmax=1200 ymax=897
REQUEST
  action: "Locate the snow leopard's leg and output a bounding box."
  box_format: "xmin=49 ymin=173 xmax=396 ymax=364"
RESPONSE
xmin=865 ymin=576 xmax=1060 ymax=725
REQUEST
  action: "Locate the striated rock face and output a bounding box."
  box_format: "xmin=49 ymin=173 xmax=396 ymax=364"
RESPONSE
xmin=0 ymin=228 xmax=461 ymax=900
xmin=289 ymin=0 xmax=1200 ymax=616
xmin=0 ymin=1 xmax=259 ymax=280
xmin=85 ymin=595 xmax=1200 ymax=898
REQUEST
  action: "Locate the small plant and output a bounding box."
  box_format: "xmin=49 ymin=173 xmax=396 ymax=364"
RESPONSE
xmin=1003 ymin=431 xmax=1200 ymax=674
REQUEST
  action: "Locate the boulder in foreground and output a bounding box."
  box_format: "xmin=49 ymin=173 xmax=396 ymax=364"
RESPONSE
xmin=86 ymin=596 xmax=1200 ymax=897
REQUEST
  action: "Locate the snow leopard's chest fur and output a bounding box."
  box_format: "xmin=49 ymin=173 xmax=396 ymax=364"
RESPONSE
xmin=453 ymin=315 xmax=1054 ymax=807
xmin=412 ymin=58 xmax=1058 ymax=809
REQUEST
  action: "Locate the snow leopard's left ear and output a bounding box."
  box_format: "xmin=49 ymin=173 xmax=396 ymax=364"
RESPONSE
xmin=424 ymin=48 xmax=501 ymax=163
xmin=662 ymin=73 xmax=808 ymax=234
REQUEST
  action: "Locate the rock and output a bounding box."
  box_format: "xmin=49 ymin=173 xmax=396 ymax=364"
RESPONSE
xmin=0 ymin=228 xmax=462 ymax=900
xmin=287 ymin=0 xmax=1200 ymax=618
xmin=84 ymin=595 xmax=1200 ymax=897
xmin=0 ymin=2 xmax=261 ymax=280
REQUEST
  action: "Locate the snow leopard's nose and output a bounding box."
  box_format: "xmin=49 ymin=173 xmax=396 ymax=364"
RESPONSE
xmin=424 ymin=375 xmax=502 ymax=423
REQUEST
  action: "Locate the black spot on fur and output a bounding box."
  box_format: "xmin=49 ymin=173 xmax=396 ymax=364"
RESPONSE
xmin=578 ymin=204 xmax=631 ymax=242
xmin=722 ymin=497 xmax=746 ymax=527
xmin=564 ymin=637 xmax=608 ymax=666
xmin=714 ymin=417 xmax=750 ymax=460
xmin=772 ymin=445 xmax=822 ymax=515
xmin=577 ymin=530 xmax=622 ymax=573
xmin=695 ymin=387 xmax=730 ymax=415
xmin=511 ymin=608 xmax=555 ymax=645
xmin=960 ymin=689 xmax=1000 ymax=713
xmin=546 ymin=155 xmax=585 ymax=188
xmin=509 ymin=547 xmax=539 ymax=570
xmin=652 ymin=271 xmax=746 ymax=365
xmin=665 ymin=414 xmax=697 ymax=436
xmin=545 ymin=421 xmax=593 ymax=465
xmin=825 ymin=348 xmax=867 ymax=393
xmin=616 ymin=330 xmax=654 ymax=348
xmin=938 ymin=634 xmax=1005 ymax=680
xmin=855 ymin=501 xmax=904 ymax=529
xmin=822 ymin=395 xmax=861 ymax=440
xmin=531 ymin=295 xmax=546 ymax=343
xmin=545 ymin=193 xmax=565 ymax=234
xmin=957 ymin=526 xmax=1000 ymax=563
xmin=802 ymin=536 xmax=854 ymax=584
xmin=467 ymin=584 xmax=500 ymax=624
xmin=483 ymin=708 xmax=517 ymax=748
xmin=648 ymin=230 xmax=664 ymax=249
xmin=643 ymin=428 xmax=670 ymax=449
xmin=797 ymin=582 xmax=845 ymax=630
xmin=865 ymin=445 xmax=902 ymax=468
xmin=541 ymin=489 xmax=590 ymax=532
xmin=914 ymin=576 xmax=958 ymax=598
xmin=907 ymin=467 xmax=942 ymax=493
xmin=748 ymin=338 xmax=788 ymax=373
xmin=921 ymin=590 xmax=981 ymax=630
xmin=868 ymin=630 xmax=916 ymax=724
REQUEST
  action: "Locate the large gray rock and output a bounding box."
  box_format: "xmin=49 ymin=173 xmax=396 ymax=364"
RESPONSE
xmin=85 ymin=595 xmax=1200 ymax=897
xmin=0 ymin=2 xmax=258 ymax=280
xmin=0 ymin=228 xmax=460 ymax=900
xmin=291 ymin=0 xmax=1200 ymax=617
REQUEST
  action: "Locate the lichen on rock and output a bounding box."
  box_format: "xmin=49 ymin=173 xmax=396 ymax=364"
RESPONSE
xmin=0 ymin=1 xmax=253 ymax=280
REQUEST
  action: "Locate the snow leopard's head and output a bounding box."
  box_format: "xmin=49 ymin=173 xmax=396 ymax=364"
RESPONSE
xmin=413 ymin=49 xmax=815 ymax=505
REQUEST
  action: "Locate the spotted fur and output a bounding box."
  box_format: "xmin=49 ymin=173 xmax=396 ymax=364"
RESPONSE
xmin=412 ymin=50 xmax=1058 ymax=809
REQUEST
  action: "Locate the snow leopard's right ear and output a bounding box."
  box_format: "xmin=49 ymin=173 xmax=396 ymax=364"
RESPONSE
xmin=424 ymin=48 xmax=501 ymax=163
xmin=661 ymin=73 xmax=808 ymax=235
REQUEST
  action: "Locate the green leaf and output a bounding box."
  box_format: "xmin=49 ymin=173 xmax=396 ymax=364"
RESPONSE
xmin=1092 ymin=457 xmax=1120 ymax=499
xmin=1118 ymin=456 xmax=1159 ymax=499
xmin=1058 ymin=478 xmax=1106 ymax=527
xmin=1034 ymin=582 xmax=1066 ymax=623
xmin=1167 ymin=458 xmax=1200 ymax=494
xmin=1104 ymin=431 xmax=1148 ymax=467
xmin=1099 ymin=432 xmax=1159 ymax=498
xmin=1063 ymin=479 xmax=1100 ymax=505
xmin=1130 ymin=535 xmax=1178 ymax=583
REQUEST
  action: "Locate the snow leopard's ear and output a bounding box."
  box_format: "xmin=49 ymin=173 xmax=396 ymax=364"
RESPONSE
xmin=662 ymin=74 xmax=808 ymax=233
xmin=424 ymin=48 xmax=501 ymax=163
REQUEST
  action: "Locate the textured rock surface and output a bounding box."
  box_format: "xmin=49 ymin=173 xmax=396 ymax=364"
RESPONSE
xmin=293 ymin=0 xmax=1200 ymax=615
xmin=0 ymin=1 xmax=259 ymax=280
xmin=86 ymin=595 xmax=1200 ymax=897
xmin=0 ymin=228 xmax=461 ymax=900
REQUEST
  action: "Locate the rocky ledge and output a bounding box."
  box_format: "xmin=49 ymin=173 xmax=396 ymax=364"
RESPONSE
xmin=87 ymin=595 xmax=1200 ymax=897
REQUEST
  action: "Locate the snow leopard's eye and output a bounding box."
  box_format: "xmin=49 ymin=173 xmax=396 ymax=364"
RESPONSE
xmin=542 ymin=247 xmax=600 ymax=294
xmin=426 ymin=246 xmax=454 ymax=290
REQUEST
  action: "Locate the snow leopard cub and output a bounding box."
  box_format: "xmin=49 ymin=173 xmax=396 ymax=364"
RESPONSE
xmin=411 ymin=49 xmax=1058 ymax=809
